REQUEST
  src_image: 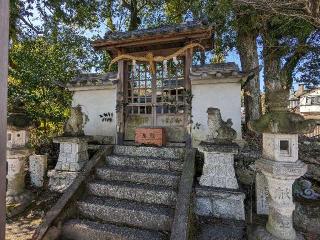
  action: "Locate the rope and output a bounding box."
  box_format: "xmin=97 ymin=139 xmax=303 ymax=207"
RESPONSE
xmin=109 ymin=43 xmax=205 ymax=74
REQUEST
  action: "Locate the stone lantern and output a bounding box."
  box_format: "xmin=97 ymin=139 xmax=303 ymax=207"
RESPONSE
xmin=249 ymin=90 xmax=316 ymax=240
xmin=6 ymin=105 xmax=34 ymax=217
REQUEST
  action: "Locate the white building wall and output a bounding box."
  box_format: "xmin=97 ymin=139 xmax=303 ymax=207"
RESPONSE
xmin=299 ymin=89 xmax=320 ymax=114
xmin=71 ymin=87 xmax=117 ymax=143
xmin=191 ymin=82 xmax=242 ymax=146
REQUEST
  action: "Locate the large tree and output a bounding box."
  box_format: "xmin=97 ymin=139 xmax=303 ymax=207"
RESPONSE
xmin=258 ymin=13 xmax=317 ymax=111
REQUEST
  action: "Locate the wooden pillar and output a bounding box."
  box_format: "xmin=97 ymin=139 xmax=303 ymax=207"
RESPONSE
xmin=116 ymin=49 xmax=125 ymax=144
xmin=185 ymin=48 xmax=193 ymax=147
xmin=184 ymin=48 xmax=192 ymax=90
xmin=0 ymin=0 xmax=9 ymax=238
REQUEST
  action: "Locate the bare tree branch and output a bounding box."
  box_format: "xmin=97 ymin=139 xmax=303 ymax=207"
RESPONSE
xmin=233 ymin=0 xmax=320 ymax=27
xmin=18 ymin=16 xmax=42 ymax=34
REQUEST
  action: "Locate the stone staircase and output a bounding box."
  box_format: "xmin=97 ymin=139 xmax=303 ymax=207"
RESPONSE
xmin=61 ymin=145 xmax=185 ymax=240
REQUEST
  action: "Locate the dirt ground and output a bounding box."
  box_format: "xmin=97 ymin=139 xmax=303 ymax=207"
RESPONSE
xmin=6 ymin=189 xmax=60 ymax=240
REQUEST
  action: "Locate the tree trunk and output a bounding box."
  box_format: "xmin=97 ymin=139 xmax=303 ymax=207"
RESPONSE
xmin=237 ymin=31 xmax=261 ymax=126
xmin=263 ymin=34 xmax=289 ymax=112
xmin=128 ymin=0 xmax=139 ymax=31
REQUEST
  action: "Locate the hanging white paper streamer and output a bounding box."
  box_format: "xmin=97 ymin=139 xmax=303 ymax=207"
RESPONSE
xmin=132 ymin=60 xmax=136 ymax=75
xmin=173 ymin=56 xmax=179 ymax=65
xmin=163 ymin=60 xmax=168 ymax=76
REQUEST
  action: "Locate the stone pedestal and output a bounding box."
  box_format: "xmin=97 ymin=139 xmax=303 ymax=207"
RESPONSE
xmin=6 ymin=149 xmax=34 ymax=217
xmin=29 ymin=154 xmax=48 ymax=187
xmin=195 ymin=186 xmax=246 ymax=220
xmin=199 ymin=142 xmax=239 ymax=189
xmin=48 ymin=136 xmax=91 ymax=192
xmin=196 ymin=141 xmax=245 ymax=221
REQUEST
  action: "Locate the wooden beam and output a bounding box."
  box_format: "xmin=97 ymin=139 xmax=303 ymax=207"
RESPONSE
xmin=116 ymin=49 xmax=125 ymax=144
xmin=0 ymin=0 xmax=9 ymax=239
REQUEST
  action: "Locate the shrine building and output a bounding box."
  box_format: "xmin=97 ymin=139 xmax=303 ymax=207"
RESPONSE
xmin=66 ymin=21 xmax=248 ymax=146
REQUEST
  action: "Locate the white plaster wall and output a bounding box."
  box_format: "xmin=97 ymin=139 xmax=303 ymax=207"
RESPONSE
xmin=191 ymin=82 xmax=242 ymax=146
xmin=300 ymin=89 xmax=320 ymax=114
xmin=72 ymin=88 xmax=117 ymax=143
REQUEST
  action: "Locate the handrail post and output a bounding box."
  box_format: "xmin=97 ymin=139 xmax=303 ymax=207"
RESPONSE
xmin=0 ymin=0 xmax=9 ymax=239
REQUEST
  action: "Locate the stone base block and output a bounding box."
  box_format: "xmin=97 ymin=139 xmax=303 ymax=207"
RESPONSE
xmin=195 ymin=186 xmax=246 ymax=221
xmin=48 ymin=170 xmax=79 ymax=192
xmin=6 ymin=190 xmax=34 ymax=217
xmin=249 ymin=226 xmax=304 ymax=240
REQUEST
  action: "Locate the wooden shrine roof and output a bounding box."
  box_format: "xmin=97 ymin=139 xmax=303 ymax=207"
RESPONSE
xmin=92 ymin=20 xmax=214 ymax=57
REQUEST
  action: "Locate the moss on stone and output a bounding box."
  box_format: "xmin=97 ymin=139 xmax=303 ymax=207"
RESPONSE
xmin=249 ymin=111 xmax=316 ymax=134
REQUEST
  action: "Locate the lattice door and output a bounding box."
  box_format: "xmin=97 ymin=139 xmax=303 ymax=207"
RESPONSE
xmin=125 ymin=59 xmax=188 ymax=142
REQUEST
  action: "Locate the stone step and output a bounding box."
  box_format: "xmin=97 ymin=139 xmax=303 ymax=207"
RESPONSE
xmin=95 ymin=166 xmax=180 ymax=187
xmin=106 ymin=155 xmax=183 ymax=172
xmin=87 ymin=180 xmax=177 ymax=206
xmin=62 ymin=219 xmax=168 ymax=240
xmin=113 ymin=145 xmax=185 ymax=160
xmin=77 ymin=196 xmax=174 ymax=231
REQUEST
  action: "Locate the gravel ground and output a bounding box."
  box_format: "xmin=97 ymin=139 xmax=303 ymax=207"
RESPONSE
xmin=6 ymin=189 xmax=60 ymax=240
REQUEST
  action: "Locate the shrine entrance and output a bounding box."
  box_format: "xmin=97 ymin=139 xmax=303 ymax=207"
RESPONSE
xmin=124 ymin=59 xmax=188 ymax=142
xmin=92 ymin=21 xmax=213 ymax=144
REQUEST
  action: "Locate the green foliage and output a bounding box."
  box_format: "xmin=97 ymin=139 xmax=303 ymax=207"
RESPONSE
xmin=8 ymin=27 xmax=100 ymax=147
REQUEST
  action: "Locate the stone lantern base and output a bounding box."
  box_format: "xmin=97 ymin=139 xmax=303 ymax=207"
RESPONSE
xmin=48 ymin=136 xmax=91 ymax=192
xmin=250 ymin=226 xmax=305 ymax=240
xmin=6 ymin=149 xmax=34 ymax=217
xmin=253 ymin=158 xmax=307 ymax=240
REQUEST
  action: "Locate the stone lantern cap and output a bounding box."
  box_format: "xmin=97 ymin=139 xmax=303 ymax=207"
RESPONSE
xmin=249 ymin=111 xmax=316 ymax=134
xmin=7 ymin=112 xmax=34 ymax=131
xmin=7 ymin=100 xmax=37 ymax=130
xmin=249 ymin=90 xmax=316 ymax=134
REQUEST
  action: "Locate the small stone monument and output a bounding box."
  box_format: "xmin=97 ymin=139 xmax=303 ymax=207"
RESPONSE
xmin=6 ymin=103 xmax=34 ymax=217
xmin=48 ymin=106 xmax=92 ymax=192
xmin=256 ymin=171 xmax=269 ymax=215
xmin=29 ymin=155 xmax=48 ymax=188
xmin=249 ymin=90 xmax=316 ymax=240
xmin=195 ymin=108 xmax=245 ymax=221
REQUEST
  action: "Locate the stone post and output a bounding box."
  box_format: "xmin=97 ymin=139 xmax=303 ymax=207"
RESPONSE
xmin=249 ymin=90 xmax=316 ymax=240
xmin=29 ymin=155 xmax=48 ymax=188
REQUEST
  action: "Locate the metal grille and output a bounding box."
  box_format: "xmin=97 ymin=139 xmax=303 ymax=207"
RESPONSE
xmin=126 ymin=59 xmax=185 ymax=115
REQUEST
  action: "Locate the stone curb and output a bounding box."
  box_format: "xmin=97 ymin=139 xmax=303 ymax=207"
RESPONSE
xmin=170 ymin=148 xmax=196 ymax=240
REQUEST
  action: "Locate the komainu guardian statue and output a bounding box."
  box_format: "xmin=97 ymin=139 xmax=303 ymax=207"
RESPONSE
xmin=206 ymin=107 xmax=237 ymax=143
xmin=63 ymin=105 xmax=85 ymax=137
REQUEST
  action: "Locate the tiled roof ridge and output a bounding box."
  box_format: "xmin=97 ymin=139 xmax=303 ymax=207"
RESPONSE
xmin=103 ymin=20 xmax=211 ymax=41
xmin=67 ymin=72 xmax=118 ymax=87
